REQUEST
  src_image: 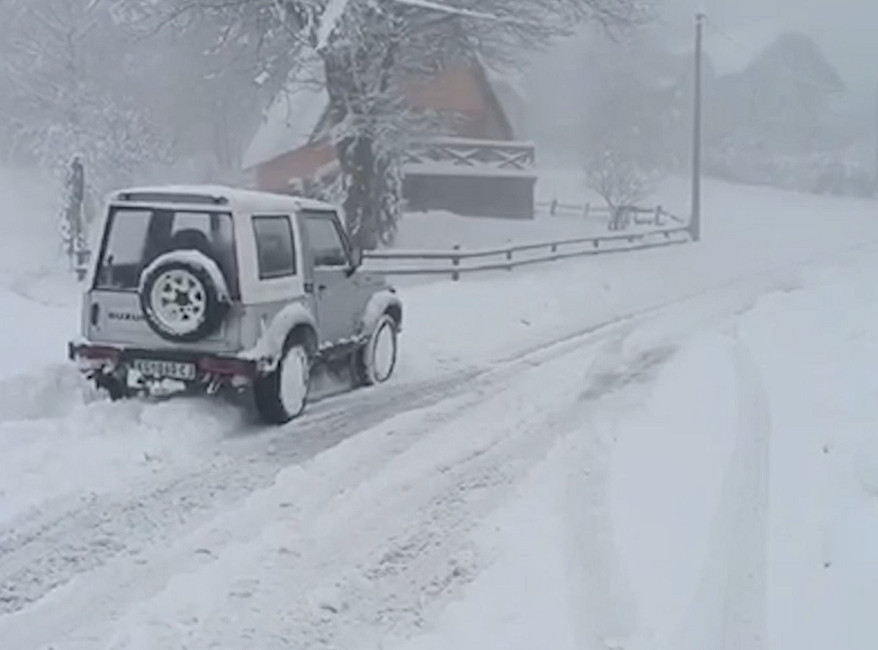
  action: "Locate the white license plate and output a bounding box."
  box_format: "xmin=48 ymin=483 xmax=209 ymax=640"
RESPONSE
xmin=132 ymin=359 xmax=197 ymax=381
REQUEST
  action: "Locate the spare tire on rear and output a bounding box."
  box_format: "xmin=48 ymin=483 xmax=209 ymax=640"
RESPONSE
xmin=138 ymin=251 xmax=230 ymax=343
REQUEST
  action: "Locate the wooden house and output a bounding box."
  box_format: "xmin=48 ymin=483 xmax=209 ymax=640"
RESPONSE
xmin=242 ymin=60 xmax=536 ymax=219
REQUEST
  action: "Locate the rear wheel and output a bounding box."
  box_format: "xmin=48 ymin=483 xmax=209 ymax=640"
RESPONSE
xmin=353 ymin=314 xmax=398 ymax=387
xmin=253 ymin=343 xmax=312 ymax=425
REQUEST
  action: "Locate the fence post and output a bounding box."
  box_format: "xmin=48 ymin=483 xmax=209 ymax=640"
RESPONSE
xmin=584 ymin=202 xmax=590 ymax=219
xmin=452 ymin=244 xmax=461 ymax=281
xmin=506 ymin=248 xmax=513 ymax=270
xmin=550 ymin=199 xmax=557 ymax=216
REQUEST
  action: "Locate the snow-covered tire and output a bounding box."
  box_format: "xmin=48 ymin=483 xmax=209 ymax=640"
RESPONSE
xmin=253 ymin=341 xmax=312 ymax=425
xmin=353 ymin=314 xmax=399 ymax=387
xmin=139 ymin=254 xmax=228 ymax=343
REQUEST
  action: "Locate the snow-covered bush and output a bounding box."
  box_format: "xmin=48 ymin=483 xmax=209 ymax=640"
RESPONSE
xmin=584 ymin=148 xmax=657 ymax=230
xmin=706 ymin=141 xmax=875 ymax=199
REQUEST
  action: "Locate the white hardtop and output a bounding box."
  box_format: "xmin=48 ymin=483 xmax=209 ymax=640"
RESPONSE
xmin=109 ymin=185 xmax=336 ymax=217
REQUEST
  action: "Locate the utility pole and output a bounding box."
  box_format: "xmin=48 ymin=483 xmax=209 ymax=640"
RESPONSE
xmin=691 ymin=12 xmax=705 ymax=242
xmin=874 ymin=83 xmax=878 ymax=197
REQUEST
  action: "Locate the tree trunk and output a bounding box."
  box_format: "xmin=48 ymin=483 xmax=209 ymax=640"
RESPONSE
xmin=339 ymin=134 xmax=380 ymax=251
xmin=324 ymin=42 xmax=403 ymax=252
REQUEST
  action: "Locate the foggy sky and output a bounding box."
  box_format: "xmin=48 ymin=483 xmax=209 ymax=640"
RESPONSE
xmin=666 ymin=0 xmax=877 ymax=104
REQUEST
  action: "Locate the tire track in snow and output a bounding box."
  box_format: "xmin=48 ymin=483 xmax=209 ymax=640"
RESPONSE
xmin=0 ymin=290 xmax=659 ymax=619
xmin=0 ymin=372 xmax=473 ymax=617
xmin=562 ymin=341 xmax=680 ymax=650
xmin=669 ymin=335 xmax=770 ymax=650
xmin=0 ymin=338 xmax=612 ymax=649
xmin=0 ymin=256 xmax=807 ymax=639
xmin=67 ymin=334 xmax=679 ymax=650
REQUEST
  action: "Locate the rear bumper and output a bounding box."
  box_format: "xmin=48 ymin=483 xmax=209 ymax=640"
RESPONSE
xmin=68 ymin=341 xmax=258 ymax=379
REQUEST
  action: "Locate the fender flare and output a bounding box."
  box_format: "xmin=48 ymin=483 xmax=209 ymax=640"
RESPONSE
xmin=360 ymin=290 xmax=403 ymax=337
xmin=240 ymin=301 xmax=317 ymax=367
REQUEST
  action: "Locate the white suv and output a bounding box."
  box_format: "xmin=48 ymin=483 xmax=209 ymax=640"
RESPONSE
xmin=68 ymin=186 xmax=402 ymax=424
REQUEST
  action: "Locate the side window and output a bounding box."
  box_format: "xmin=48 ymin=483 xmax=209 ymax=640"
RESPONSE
xmin=303 ymin=215 xmax=350 ymax=268
xmin=253 ymin=215 xmax=296 ymax=279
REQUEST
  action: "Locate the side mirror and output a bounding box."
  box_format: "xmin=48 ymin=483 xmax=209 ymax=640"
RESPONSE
xmin=347 ymin=247 xmax=363 ymax=276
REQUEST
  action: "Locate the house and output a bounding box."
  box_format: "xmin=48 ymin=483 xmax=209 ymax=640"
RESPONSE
xmin=242 ymin=60 xmax=536 ymax=219
xmin=707 ymin=31 xmax=844 ymax=155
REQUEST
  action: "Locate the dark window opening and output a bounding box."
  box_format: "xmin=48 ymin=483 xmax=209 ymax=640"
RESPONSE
xmin=302 ymin=213 xmax=350 ymax=268
xmin=94 ymin=208 xmax=238 ymax=297
xmin=253 ymin=215 xmax=296 ymax=279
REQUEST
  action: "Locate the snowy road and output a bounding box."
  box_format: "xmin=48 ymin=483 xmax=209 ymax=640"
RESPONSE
xmin=3 ymin=173 xmax=878 ymax=648
xmin=0 ymin=261 xmax=839 ymax=649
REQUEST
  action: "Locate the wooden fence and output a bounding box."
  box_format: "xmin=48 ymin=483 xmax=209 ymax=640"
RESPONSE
xmin=535 ymin=201 xmax=687 ymax=228
xmin=364 ymin=225 xmax=692 ymax=281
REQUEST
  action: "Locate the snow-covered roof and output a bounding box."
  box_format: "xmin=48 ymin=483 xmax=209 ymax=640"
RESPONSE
xmin=243 ymin=59 xmax=525 ymax=170
xmin=242 ymin=66 xmax=329 ymax=170
xmin=668 ymin=23 xmax=787 ymax=77
xmin=111 ymin=185 xmax=335 ymax=215
xmin=670 ymin=25 xmax=842 ymax=91
xmin=702 ymin=24 xmax=785 ymax=76
xmin=481 ymin=62 xmax=530 ymax=139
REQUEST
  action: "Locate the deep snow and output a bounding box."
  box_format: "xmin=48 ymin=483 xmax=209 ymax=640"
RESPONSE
xmin=2 ymin=167 xmax=878 ymax=648
xmin=389 ymin=256 xmax=878 ymax=650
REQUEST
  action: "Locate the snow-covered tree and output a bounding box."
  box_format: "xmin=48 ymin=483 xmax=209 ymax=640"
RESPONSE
xmin=0 ymin=0 xmax=171 ymax=194
xmin=162 ymin=0 xmax=652 ymax=249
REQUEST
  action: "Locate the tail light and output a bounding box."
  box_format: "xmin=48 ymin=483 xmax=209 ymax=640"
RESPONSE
xmin=74 ymin=345 xmax=121 ymax=373
xmin=78 ymin=346 xmax=121 ymax=362
xmin=198 ymin=356 xmax=256 ymax=377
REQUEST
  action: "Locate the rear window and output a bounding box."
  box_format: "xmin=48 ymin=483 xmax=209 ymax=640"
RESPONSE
xmin=253 ymin=215 xmax=296 ymax=279
xmin=94 ymin=208 xmax=237 ymax=296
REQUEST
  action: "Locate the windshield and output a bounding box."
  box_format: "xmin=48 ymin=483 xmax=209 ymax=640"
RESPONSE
xmin=94 ymin=207 xmax=237 ymax=296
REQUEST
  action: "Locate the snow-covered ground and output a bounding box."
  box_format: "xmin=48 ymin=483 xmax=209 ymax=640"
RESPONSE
xmin=1 ymin=167 xmax=878 ymax=648
xmin=388 ymin=254 xmax=878 ymax=650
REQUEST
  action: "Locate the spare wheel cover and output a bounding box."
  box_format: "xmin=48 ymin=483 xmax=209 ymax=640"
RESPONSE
xmin=139 ymin=252 xmax=229 ymax=343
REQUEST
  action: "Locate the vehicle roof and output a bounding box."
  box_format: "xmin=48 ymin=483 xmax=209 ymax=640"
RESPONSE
xmin=109 ymin=185 xmax=336 ymax=215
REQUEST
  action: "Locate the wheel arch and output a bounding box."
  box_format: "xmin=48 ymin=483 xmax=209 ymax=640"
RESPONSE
xmin=285 ymin=322 xmax=318 ymax=357
xmin=361 ymin=290 xmax=403 ymax=337
xmin=240 ymin=300 xmax=318 ymax=367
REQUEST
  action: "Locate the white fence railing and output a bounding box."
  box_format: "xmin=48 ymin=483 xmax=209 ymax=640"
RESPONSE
xmin=365 ymin=226 xmax=692 ymax=281
xmin=403 ymin=137 xmax=537 ymax=178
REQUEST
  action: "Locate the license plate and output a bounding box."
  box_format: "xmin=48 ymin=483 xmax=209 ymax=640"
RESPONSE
xmin=131 ymin=359 xmax=197 ymax=381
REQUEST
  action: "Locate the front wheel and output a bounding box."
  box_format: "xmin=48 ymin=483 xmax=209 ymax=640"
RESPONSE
xmin=353 ymin=315 xmax=399 ymax=387
xmin=253 ymin=344 xmax=312 ymax=424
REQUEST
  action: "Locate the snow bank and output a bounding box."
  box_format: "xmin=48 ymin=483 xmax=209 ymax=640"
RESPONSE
xmin=0 ymin=167 xmax=66 ymax=277
xmin=388 ymin=326 xmax=742 ymax=650
xmin=0 ymin=394 xmax=246 ymax=526
xmin=394 ymin=253 xmax=878 ymax=650
xmin=738 ymin=261 xmax=878 ymax=650
xmin=0 ymin=285 xmax=79 ymax=381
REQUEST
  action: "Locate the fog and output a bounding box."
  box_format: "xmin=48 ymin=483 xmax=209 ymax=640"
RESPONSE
xmin=666 ymin=0 xmax=878 ymax=106
xmin=0 ymin=0 xmax=875 ymax=212
xmin=3 ymin=3 xmax=878 ymax=648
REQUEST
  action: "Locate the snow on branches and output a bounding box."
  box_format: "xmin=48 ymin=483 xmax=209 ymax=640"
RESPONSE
xmin=159 ymin=0 xmax=652 ymax=247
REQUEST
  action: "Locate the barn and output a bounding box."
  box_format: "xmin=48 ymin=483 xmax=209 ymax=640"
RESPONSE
xmin=242 ymin=60 xmax=536 ymax=219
